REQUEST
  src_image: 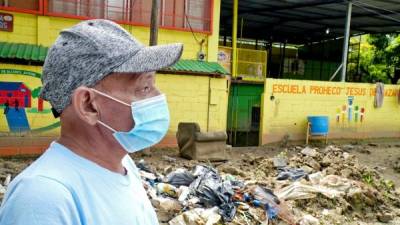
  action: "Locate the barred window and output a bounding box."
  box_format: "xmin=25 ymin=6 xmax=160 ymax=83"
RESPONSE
xmin=0 ymin=0 xmax=40 ymax=12
xmin=46 ymin=0 xmax=212 ymax=32
xmin=161 ymin=0 xmax=211 ymax=31
xmin=47 ymin=0 xmax=105 ymax=18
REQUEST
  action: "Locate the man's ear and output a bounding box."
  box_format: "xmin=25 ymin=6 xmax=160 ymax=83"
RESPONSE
xmin=71 ymin=87 xmax=99 ymax=125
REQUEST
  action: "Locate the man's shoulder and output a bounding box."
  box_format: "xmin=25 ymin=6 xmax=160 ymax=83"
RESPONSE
xmin=12 ymin=142 xmax=82 ymax=189
xmin=4 ymin=175 xmax=71 ymax=202
xmin=1 ymin=175 xmax=73 ymax=214
xmin=0 ymin=175 xmax=79 ymax=225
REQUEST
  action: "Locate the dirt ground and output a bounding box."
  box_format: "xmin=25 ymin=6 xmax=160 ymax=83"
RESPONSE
xmin=0 ymin=139 xmax=400 ymax=224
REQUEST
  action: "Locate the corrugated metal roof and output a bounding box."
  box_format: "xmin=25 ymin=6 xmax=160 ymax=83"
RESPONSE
xmin=164 ymin=59 xmax=229 ymax=75
xmin=0 ymin=42 xmax=228 ymax=75
xmin=221 ymin=0 xmax=400 ymax=44
xmin=0 ymin=42 xmax=48 ymax=62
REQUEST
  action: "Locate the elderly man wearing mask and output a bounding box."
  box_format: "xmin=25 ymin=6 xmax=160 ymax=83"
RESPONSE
xmin=0 ymin=19 xmax=183 ymax=225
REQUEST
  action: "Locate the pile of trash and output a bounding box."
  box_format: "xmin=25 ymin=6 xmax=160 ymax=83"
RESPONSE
xmin=137 ymin=145 xmax=400 ymax=225
xmin=138 ymin=160 xmax=298 ymax=225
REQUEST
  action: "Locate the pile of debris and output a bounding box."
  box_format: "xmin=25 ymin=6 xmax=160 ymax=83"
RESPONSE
xmin=139 ymin=161 xmax=298 ymax=225
xmin=0 ymin=158 xmax=29 ymax=201
xmin=138 ymin=145 xmax=400 ymax=225
xmin=0 ymin=145 xmax=399 ymax=224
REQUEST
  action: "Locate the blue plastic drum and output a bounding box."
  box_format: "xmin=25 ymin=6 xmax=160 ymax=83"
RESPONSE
xmin=307 ymin=116 xmax=329 ymax=135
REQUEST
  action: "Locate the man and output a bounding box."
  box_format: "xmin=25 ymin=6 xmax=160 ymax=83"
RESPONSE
xmin=0 ymin=19 xmax=183 ymax=225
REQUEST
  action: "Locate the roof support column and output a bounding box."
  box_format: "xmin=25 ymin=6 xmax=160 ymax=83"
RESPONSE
xmin=232 ymin=0 xmax=238 ymax=78
xmin=341 ymin=0 xmax=352 ymax=82
xmin=149 ymin=0 xmax=160 ymax=46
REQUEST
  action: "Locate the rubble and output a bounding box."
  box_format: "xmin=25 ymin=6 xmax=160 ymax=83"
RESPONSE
xmin=1 ymin=143 xmax=400 ymax=224
xmin=273 ymin=157 xmax=287 ymax=168
xmin=393 ymin=158 xmax=400 ymax=173
xmin=377 ymin=212 xmax=394 ymax=223
xmin=136 ymin=144 xmax=400 ymax=225
xmin=299 ymin=214 xmax=319 ymax=225
xmin=300 ymin=147 xmax=318 ymax=158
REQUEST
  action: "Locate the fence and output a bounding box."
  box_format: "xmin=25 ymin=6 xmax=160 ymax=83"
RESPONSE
xmin=218 ymin=46 xmax=267 ymax=81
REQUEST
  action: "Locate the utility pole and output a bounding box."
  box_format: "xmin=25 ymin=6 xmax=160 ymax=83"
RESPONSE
xmin=149 ymin=0 xmax=160 ymax=46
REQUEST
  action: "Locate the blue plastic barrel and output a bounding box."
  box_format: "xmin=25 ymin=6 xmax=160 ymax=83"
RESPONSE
xmin=307 ymin=116 xmax=329 ymax=135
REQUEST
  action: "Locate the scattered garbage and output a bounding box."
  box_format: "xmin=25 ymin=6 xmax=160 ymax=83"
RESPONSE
xmin=277 ymin=167 xmax=307 ymax=181
xmin=189 ymin=165 xmax=236 ymax=222
xmin=152 ymin=196 xmax=182 ymax=213
xmin=169 ymin=207 xmax=221 ymax=225
xmin=276 ymin=180 xmax=345 ymax=200
xmin=165 ymin=168 xmax=195 ymax=187
xmin=1 ymin=143 xmax=400 ymax=225
xmin=132 ymin=142 xmax=400 ymax=225
xmin=0 ymin=184 xmax=6 ymax=194
xmin=157 ymin=183 xmax=179 ymax=198
xmin=299 ymin=214 xmax=320 ymax=225
xmin=4 ymin=174 xmax=11 ymax=186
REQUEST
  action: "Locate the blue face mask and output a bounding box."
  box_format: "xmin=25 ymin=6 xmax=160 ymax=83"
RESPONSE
xmin=92 ymin=89 xmax=170 ymax=153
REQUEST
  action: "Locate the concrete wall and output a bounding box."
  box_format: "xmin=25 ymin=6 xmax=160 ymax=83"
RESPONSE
xmin=157 ymin=74 xmax=228 ymax=146
xmin=261 ymin=78 xmax=400 ymax=144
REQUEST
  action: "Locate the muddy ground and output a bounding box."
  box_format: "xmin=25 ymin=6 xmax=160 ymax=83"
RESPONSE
xmin=0 ymin=139 xmax=400 ymax=224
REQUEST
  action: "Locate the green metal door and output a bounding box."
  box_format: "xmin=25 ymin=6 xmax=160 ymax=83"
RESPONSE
xmin=227 ymin=83 xmax=264 ymax=146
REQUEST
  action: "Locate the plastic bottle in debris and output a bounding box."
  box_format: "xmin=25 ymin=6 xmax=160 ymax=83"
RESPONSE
xmin=250 ymin=186 xmax=297 ymax=225
xmin=250 ymin=186 xmax=280 ymax=210
xmin=156 ymin=183 xmax=178 ymax=198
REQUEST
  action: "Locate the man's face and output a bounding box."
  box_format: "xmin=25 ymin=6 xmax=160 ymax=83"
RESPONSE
xmin=94 ymin=72 xmax=161 ymax=132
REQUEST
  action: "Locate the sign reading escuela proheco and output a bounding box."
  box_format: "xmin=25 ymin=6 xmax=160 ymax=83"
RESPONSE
xmin=0 ymin=12 xmax=13 ymax=32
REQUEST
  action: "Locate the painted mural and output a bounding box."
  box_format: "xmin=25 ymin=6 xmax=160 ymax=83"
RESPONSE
xmin=0 ymin=68 xmax=60 ymax=136
xmin=335 ymin=96 xmax=366 ymax=129
xmin=262 ymin=79 xmax=400 ymax=144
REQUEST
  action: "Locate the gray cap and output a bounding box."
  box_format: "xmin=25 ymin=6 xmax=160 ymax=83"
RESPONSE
xmin=40 ymin=19 xmax=183 ymax=115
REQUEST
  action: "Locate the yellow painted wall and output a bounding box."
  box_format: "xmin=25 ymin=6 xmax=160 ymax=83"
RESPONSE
xmin=0 ymin=1 xmax=225 ymax=153
xmin=156 ymin=74 xmax=228 ymax=146
xmin=0 ymin=0 xmax=221 ymax=61
xmin=0 ymin=64 xmax=228 ymax=148
xmin=261 ymin=78 xmax=400 ymax=144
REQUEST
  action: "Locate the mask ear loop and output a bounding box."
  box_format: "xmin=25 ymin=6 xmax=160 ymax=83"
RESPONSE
xmin=91 ymin=88 xmax=131 ymax=107
xmin=97 ymin=120 xmax=117 ymax=133
xmin=91 ymin=88 xmax=129 ymax=133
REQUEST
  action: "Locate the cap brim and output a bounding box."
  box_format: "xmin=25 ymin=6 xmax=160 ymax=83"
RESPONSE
xmin=113 ymin=43 xmax=183 ymax=73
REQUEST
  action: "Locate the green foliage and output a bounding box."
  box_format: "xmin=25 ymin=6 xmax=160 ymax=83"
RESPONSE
xmin=356 ymin=34 xmax=400 ymax=84
xmin=26 ymin=108 xmax=51 ymax=114
xmin=31 ymin=87 xmax=41 ymax=98
xmin=362 ymin=171 xmax=374 ymax=185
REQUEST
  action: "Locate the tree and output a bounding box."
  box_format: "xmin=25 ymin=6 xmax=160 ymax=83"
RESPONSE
xmin=364 ymin=34 xmax=400 ymax=84
xmin=31 ymin=87 xmax=43 ymax=112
